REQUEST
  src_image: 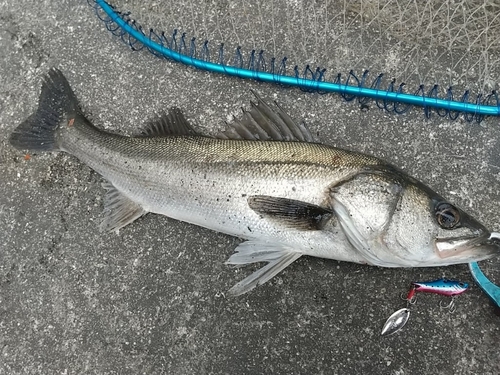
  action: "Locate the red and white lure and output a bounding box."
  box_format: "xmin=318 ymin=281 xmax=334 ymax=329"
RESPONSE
xmin=412 ymin=279 xmax=469 ymax=297
xmin=381 ymin=278 xmax=469 ymax=336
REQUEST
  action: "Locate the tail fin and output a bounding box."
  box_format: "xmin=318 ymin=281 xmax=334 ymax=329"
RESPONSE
xmin=9 ymin=68 xmax=79 ymax=151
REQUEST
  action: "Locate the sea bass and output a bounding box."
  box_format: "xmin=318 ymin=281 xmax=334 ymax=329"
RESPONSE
xmin=9 ymin=69 xmax=500 ymax=295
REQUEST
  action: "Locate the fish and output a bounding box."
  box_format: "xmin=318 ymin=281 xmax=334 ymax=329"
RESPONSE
xmin=9 ymin=68 xmax=500 ymax=295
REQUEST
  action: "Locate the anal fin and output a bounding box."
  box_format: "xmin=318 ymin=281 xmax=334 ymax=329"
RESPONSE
xmin=101 ymin=181 xmax=147 ymax=233
xmin=226 ymin=241 xmax=303 ymax=296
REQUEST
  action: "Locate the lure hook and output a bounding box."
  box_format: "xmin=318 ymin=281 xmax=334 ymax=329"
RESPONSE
xmin=439 ymin=297 xmax=456 ymax=313
xmin=400 ymin=292 xmax=417 ymax=304
xmin=400 ymin=285 xmax=417 ymax=304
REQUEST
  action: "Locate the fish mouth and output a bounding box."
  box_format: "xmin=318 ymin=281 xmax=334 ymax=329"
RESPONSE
xmin=435 ymin=232 xmax=500 ymax=260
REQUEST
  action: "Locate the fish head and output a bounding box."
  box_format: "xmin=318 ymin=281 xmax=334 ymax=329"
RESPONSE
xmin=331 ymin=167 xmax=500 ymax=267
xmin=386 ymin=180 xmax=500 ymax=266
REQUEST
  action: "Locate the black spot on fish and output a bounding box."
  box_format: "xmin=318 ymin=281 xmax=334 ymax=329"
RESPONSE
xmin=247 ymin=226 xmax=252 ymax=232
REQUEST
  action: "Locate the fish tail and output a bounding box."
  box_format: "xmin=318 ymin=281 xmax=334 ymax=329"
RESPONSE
xmin=9 ymin=68 xmax=80 ymax=151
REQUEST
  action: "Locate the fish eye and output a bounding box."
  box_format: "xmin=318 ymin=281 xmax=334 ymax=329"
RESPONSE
xmin=435 ymin=203 xmax=461 ymax=229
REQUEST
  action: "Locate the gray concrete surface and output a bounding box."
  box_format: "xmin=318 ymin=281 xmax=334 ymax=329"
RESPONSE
xmin=1 ymin=1 xmax=499 ymax=374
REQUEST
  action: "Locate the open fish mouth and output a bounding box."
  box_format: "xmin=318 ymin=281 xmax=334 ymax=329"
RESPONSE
xmin=435 ymin=232 xmax=500 ymax=259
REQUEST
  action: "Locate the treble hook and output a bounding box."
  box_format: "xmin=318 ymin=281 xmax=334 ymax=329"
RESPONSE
xmin=401 ymin=285 xmax=417 ymax=305
xmin=439 ymin=297 xmax=456 ymax=313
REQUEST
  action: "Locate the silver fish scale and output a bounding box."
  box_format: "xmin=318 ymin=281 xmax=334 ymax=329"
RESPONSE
xmin=60 ymin=121 xmax=380 ymax=259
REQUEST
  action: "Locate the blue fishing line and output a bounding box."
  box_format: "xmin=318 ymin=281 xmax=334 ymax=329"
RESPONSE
xmin=89 ymin=0 xmax=500 ymax=122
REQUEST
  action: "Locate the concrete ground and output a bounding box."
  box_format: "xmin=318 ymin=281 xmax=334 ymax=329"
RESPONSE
xmin=1 ymin=1 xmax=499 ymax=374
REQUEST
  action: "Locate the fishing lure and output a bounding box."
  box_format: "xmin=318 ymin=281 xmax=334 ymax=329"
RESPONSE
xmin=381 ymin=286 xmax=415 ymax=336
xmin=381 ymin=308 xmax=410 ymax=336
xmin=89 ymin=0 xmax=500 ymax=122
xmin=412 ymin=278 xmax=469 ymax=297
xmin=381 ymin=278 xmax=468 ymax=336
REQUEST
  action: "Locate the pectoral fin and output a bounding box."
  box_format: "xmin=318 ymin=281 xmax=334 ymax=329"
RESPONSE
xmin=226 ymin=241 xmax=303 ymax=295
xmin=100 ymin=181 xmax=147 ymax=233
xmin=248 ymin=195 xmax=333 ymax=230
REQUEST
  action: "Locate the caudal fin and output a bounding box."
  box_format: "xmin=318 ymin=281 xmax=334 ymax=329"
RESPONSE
xmin=9 ymin=68 xmax=79 ymax=151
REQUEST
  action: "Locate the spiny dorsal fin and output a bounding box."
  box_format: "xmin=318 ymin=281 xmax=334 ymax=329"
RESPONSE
xmin=218 ymin=91 xmax=315 ymax=142
xmin=100 ymin=181 xmax=147 ymax=233
xmin=248 ymin=195 xmax=333 ymax=230
xmin=139 ymin=108 xmax=198 ymax=137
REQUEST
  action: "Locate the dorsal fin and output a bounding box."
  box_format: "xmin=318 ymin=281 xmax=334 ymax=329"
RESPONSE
xmin=218 ymin=91 xmax=315 ymax=142
xmin=139 ymin=108 xmax=198 ymax=137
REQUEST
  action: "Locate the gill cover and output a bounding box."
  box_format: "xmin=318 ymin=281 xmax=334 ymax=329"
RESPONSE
xmin=330 ymin=172 xmax=404 ymax=266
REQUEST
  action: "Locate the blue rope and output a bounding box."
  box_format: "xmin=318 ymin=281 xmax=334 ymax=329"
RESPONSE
xmin=90 ymin=0 xmax=500 ymax=122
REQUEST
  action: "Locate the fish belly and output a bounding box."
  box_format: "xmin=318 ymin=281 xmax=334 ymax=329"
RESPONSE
xmin=115 ymin=159 xmax=361 ymax=262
